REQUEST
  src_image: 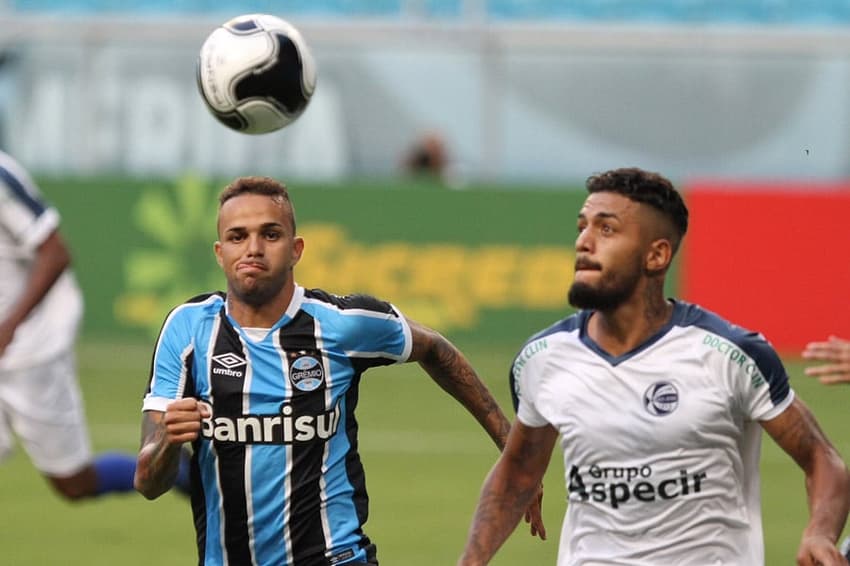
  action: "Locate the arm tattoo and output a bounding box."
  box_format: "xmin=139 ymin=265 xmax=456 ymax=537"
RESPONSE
xmin=463 ymin=425 xmax=554 ymax=562
xmin=420 ymin=334 xmax=511 ymax=448
xmin=135 ymin=413 xmax=182 ymax=499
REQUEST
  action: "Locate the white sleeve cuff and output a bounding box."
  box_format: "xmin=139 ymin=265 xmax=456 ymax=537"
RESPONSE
xmin=141 ymin=395 xmax=173 ymax=413
xmin=19 ymin=208 xmax=60 ymax=251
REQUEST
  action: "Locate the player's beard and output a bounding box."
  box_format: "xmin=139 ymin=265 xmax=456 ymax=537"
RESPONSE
xmin=568 ymin=257 xmax=643 ymax=311
xmin=230 ymin=268 xmax=290 ymax=308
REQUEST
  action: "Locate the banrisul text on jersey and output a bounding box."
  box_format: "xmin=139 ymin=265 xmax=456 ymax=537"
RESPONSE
xmin=199 ymin=401 xmax=341 ymax=444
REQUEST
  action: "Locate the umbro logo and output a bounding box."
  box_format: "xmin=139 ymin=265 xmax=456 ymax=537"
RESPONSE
xmin=212 ymin=353 xmax=246 ymax=369
xmin=211 ymin=352 xmax=247 ymax=378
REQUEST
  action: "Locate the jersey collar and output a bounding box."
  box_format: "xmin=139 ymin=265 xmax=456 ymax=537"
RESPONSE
xmin=578 ymin=300 xmax=684 ymax=366
xmin=223 ymin=284 xmax=306 ymax=337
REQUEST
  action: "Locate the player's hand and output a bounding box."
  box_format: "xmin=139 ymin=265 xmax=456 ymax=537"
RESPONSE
xmin=802 ymin=336 xmax=850 ymax=385
xmin=797 ymin=533 xmax=849 ymax=566
xmin=164 ymin=398 xmax=211 ymax=445
xmin=524 ymin=483 xmax=546 ymax=540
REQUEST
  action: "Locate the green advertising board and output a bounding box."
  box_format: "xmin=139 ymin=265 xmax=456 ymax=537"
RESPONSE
xmin=39 ymin=176 xmax=593 ymax=346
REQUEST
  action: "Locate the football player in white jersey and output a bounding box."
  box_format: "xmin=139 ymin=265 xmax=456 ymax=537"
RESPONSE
xmin=0 ymin=150 xmax=184 ymax=499
xmin=458 ymin=167 xmax=850 ymax=566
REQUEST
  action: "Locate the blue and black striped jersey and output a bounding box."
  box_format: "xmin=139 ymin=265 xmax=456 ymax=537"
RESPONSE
xmin=143 ymin=285 xmax=412 ymax=566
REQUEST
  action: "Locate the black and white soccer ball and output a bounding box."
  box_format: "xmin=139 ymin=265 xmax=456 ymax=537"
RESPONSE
xmin=197 ymin=14 xmax=317 ymax=134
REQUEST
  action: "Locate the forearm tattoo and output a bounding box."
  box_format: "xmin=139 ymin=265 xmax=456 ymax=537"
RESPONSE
xmin=465 ymin=430 xmax=550 ymax=560
xmin=421 ymin=335 xmax=511 ymax=448
xmin=136 ymin=415 xmax=180 ymax=496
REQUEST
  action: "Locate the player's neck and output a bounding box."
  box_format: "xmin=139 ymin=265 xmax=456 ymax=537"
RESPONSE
xmin=226 ymin=284 xmax=295 ymax=328
xmin=588 ymin=290 xmax=673 ymax=357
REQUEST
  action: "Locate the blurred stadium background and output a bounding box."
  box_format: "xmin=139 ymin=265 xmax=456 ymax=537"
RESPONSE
xmin=0 ymin=1 xmax=849 ymax=564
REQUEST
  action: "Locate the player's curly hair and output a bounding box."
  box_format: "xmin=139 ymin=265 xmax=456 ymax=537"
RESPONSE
xmin=586 ymin=167 xmax=688 ymax=252
xmin=218 ymin=176 xmax=297 ymax=233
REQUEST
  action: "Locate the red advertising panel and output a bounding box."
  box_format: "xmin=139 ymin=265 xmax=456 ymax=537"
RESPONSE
xmin=681 ymin=181 xmax=850 ymax=354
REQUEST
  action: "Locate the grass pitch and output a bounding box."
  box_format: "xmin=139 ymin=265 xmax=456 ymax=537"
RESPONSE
xmin=0 ymin=338 xmax=847 ymax=565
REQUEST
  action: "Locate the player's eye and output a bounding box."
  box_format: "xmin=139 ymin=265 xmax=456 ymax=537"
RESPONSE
xmin=265 ymin=231 xmax=281 ymax=241
xmin=228 ymin=233 xmax=246 ymax=242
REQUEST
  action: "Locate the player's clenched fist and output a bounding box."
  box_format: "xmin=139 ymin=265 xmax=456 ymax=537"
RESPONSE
xmin=136 ymin=399 xmax=212 ymax=499
xmin=163 ymin=398 xmax=212 ymax=445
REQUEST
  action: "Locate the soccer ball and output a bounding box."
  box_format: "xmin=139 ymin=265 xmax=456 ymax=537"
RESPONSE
xmin=197 ymin=14 xmax=317 ymax=134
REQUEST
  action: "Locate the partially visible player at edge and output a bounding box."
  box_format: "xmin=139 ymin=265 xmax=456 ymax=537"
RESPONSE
xmin=457 ymin=167 xmax=850 ymax=566
xmin=134 ymin=176 xmax=544 ymax=566
xmin=802 ymin=336 xmax=850 ymax=561
xmin=0 ymin=150 xmax=180 ymax=500
xmin=803 ymin=336 xmax=850 ymax=385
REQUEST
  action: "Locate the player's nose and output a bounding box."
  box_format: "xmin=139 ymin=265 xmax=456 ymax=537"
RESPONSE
xmin=575 ymin=228 xmax=593 ymax=253
xmin=246 ymin=234 xmax=264 ymax=255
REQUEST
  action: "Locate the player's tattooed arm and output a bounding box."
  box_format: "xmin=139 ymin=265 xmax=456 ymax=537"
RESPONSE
xmin=405 ymin=317 xmax=549 ymax=540
xmin=406 ymin=317 xmax=511 ymax=449
xmin=135 ymin=398 xmax=209 ymax=499
xmin=762 ymin=398 xmax=850 ymax=564
xmin=458 ymin=421 xmax=558 ymax=565
xmin=135 ymin=411 xmax=180 ymax=499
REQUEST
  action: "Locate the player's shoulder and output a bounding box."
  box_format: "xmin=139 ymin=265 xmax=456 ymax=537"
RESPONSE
xmin=512 ymin=311 xmax=586 ymax=367
xmin=672 ymin=300 xmax=770 ymax=348
xmin=0 ymin=150 xmax=25 ymax=175
xmin=0 ymin=151 xmax=45 ymax=213
xmin=671 ymin=300 xmax=783 ymax=366
xmin=674 ymin=301 xmax=791 ymax=407
xmin=509 ymin=312 xmax=586 ymax=410
xmin=0 ymin=151 xmax=35 ymax=191
xmin=302 ymin=287 xmax=396 ymax=316
xmin=521 ymin=311 xmax=585 ymax=349
xmin=162 ymin=292 xmax=225 ymax=328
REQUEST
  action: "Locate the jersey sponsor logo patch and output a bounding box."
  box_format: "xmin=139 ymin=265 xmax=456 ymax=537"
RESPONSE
xmin=702 ymin=333 xmax=767 ymax=388
xmin=198 ymin=400 xmax=341 ymax=444
xmin=643 ymin=381 xmax=679 ymax=416
xmin=289 ymin=354 xmax=325 ymax=392
xmin=568 ymin=464 xmax=707 ymax=509
xmin=512 ymin=337 xmax=548 ymax=378
xmin=211 ymin=352 xmax=247 ymax=378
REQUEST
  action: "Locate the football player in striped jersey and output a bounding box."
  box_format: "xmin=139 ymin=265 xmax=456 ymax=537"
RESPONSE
xmin=135 ymin=175 xmax=542 ymax=566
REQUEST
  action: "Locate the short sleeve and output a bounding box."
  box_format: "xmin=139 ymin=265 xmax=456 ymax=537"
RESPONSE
xmin=142 ymin=307 xmax=196 ymax=412
xmin=349 ymin=301 xmax=411 ymax=363
xmin=511 ymin=345 xmax=550 ymax=428
xmin=0 ymin=158 xmax=59 ymax=252
xmin=303 ymin=291 xmax=413 ymax=365
xmin=735 ymin=333 xmax=794 ymax=421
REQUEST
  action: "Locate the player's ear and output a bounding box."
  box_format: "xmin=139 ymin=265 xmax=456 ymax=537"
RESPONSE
xmin=214 ymin=241 xmax=224 ymax=268
xmin=290 ymin=236 xmax=305 ymax=269
xmin=645 ymin=238 xmax=673 ymax=274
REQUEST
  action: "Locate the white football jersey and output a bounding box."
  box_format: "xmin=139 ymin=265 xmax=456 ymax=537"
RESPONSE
xmin=0 ymin=151 xmax=82 ymax=370
xmin=512 ymin=301 xmax=794 ymax=566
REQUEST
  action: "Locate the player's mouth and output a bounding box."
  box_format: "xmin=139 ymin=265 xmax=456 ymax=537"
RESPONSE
xmin=237 ymin=261 xmax=267 ymax=273
xmin=574 ymin=257 xmax=602 ymax=272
